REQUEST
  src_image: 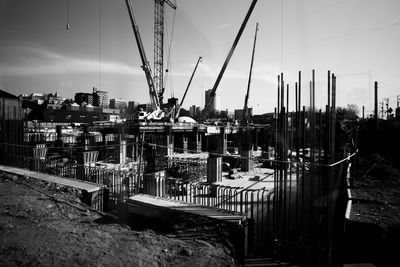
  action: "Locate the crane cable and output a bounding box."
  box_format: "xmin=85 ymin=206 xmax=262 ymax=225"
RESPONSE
xmin=98 ymin=0 xmax=102 ymax=91
xmin=66 ymin=0 xmax=70 ymax=31
xmin=164 ymin=4 xmax=177 ymax=98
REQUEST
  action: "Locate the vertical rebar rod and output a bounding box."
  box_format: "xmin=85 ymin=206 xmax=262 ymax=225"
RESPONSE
xmin=374 ymin=81 xmax=378 ymax=128
xmin=281 ymin=73 xmax=284 ymax=112
xmin=328 ymin=70 xmax=331 ymax=108
xmin=278 ymin=75 xmax=281 ymax=115
xmin=301 ymin=105 xmax=306 ymax=240
xmin=295 ymin=82 xmax=300 ymax=241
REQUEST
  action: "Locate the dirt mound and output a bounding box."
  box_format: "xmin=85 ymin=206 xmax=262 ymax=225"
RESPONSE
xmin=0 ymin=172 xmax=236 ymax=266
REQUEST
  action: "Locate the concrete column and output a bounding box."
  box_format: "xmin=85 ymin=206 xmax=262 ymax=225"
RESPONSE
xmin=183 ymin=135 xmax=188 ymax=153
xmin=240 ymin=149 xmax=252 ymax=172
xmin=165 ymin=126 xmax=174 ymax=157
xmin=218 ymin=126 xmax=227 ymax=155
xmin=118 ymin=140 xmax=127 ymax=164
xmin=143 ymin=170 xmax=166 ymax=197
xmin=55 ymin=125 xmax=61 ymax=139
xmin=196 ymin=133 xmax=202 ymax=153
xmin=239 ymin=128 xmax=253 ymax=172
xmin=252 ymin=128 xmax=259 ymax=151
xmin=174 ymin=134 xmax=188 ymax=154
xmin=133 ymin=134 xmax=139 ymax=161
xmin=207 ymin=156 xmax=222 ymax=183
xmin=167 ymin=134 xmax=174 ymax=156
xmin=144 ymin=138 xmax=157 ymax=173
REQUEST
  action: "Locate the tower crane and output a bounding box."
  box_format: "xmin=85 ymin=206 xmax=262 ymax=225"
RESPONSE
xmin=154 ymin=0 xmax=176 ymax=106
xmin=125 ymin=0 xmax=177 ymax=121
xmin=125 ymin=0 xmax=164 ymax=120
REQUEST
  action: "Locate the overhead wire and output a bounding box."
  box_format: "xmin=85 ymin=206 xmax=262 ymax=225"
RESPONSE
xmin=98 ymin=0 xmax=102 ymax=91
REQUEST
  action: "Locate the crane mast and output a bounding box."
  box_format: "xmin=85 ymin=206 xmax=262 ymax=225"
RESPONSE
xmin=154 ymin=0 xmax=176 ymax=106
xmin=242 ymin=22 xmax=259 ymax=125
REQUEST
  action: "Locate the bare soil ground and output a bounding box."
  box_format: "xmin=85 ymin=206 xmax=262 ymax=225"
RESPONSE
xmin=0 ymin=172 xmax=236 ymax=267
xmin=350 ymin=154 xmax=400 ymax=226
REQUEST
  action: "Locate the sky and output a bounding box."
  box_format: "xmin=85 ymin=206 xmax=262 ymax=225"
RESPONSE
xmin=1 ymin=0 xmax=400 ymax=115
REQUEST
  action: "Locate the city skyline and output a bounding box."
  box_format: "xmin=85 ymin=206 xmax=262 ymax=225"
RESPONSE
xmin=1 ymin=0 xmax=400 ymax=115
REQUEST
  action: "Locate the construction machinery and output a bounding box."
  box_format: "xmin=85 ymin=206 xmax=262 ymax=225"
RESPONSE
xmin=174 ymin=56 xmax=202 ymax=120
xmin=125 ymin=0 xmax=176 ymax=121
xmin=201 ymin=0 xmax=258 ymax=121
xmin=242 ymin=22 xmax=259 ymax=125
xmin=154 ymin=0 xmax=176 ymax=106
xmin=125 ymin=0 xmax=163 ymax=120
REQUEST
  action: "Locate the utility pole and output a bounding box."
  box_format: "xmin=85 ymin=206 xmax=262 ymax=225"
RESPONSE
xmin=362 ymin=106 xmax=365 ymax=120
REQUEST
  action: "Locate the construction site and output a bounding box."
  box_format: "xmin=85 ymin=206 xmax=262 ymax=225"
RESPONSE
xmin=1 ymin=0 xmax=400 ymax=266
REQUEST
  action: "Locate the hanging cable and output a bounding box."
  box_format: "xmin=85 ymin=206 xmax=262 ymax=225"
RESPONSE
xmin=280 ymin=0 xmax=284 ymax=72
xmin=66 ymin=0 xmax=70 ymax=31
xmin=98 ymin=0 xmax=102 ymax=91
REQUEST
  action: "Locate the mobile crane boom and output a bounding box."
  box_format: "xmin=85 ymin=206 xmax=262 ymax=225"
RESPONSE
xmin=125 ymin=0 xmax=160 ymax=110
xmin=175 ymin=56 xmax=202 ymax=119
xmin=242 ymin=22 xmax=259 ymax=124
xmin=201 ymin=0 xmax=258 ymax=120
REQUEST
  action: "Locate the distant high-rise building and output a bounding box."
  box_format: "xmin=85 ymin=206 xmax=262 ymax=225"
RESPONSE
xmin=110 ymin=98 xmax=129 ymax=110
xmin=75 ymin=92 xmax=93 ymax=106
xmin=190 ymin=105 xmax=200 ymax=117
xmin=204 ymin=89 xmax=220 ymax=111
xmin=93 ymin=87 xmax=109 ymax=108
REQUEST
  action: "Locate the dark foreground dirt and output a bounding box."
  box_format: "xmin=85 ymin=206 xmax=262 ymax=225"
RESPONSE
xmin=350 ymin=154 xmax=400 ymax=226
xmin=0 ymin=172 xmax=236 ymax=267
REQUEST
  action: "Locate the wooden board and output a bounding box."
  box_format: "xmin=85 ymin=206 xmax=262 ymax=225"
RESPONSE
xmin=128 ymin=194 xmax=247 ymax=224
xmin=0 ymin=165 xmax=102 ymax=193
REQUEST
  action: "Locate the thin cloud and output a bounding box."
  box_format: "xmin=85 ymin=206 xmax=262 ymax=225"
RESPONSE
xmin=0 ymin=44 xmax=142 ymax=77
xmin=218 ymin=23 xmax=231 ymax=29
